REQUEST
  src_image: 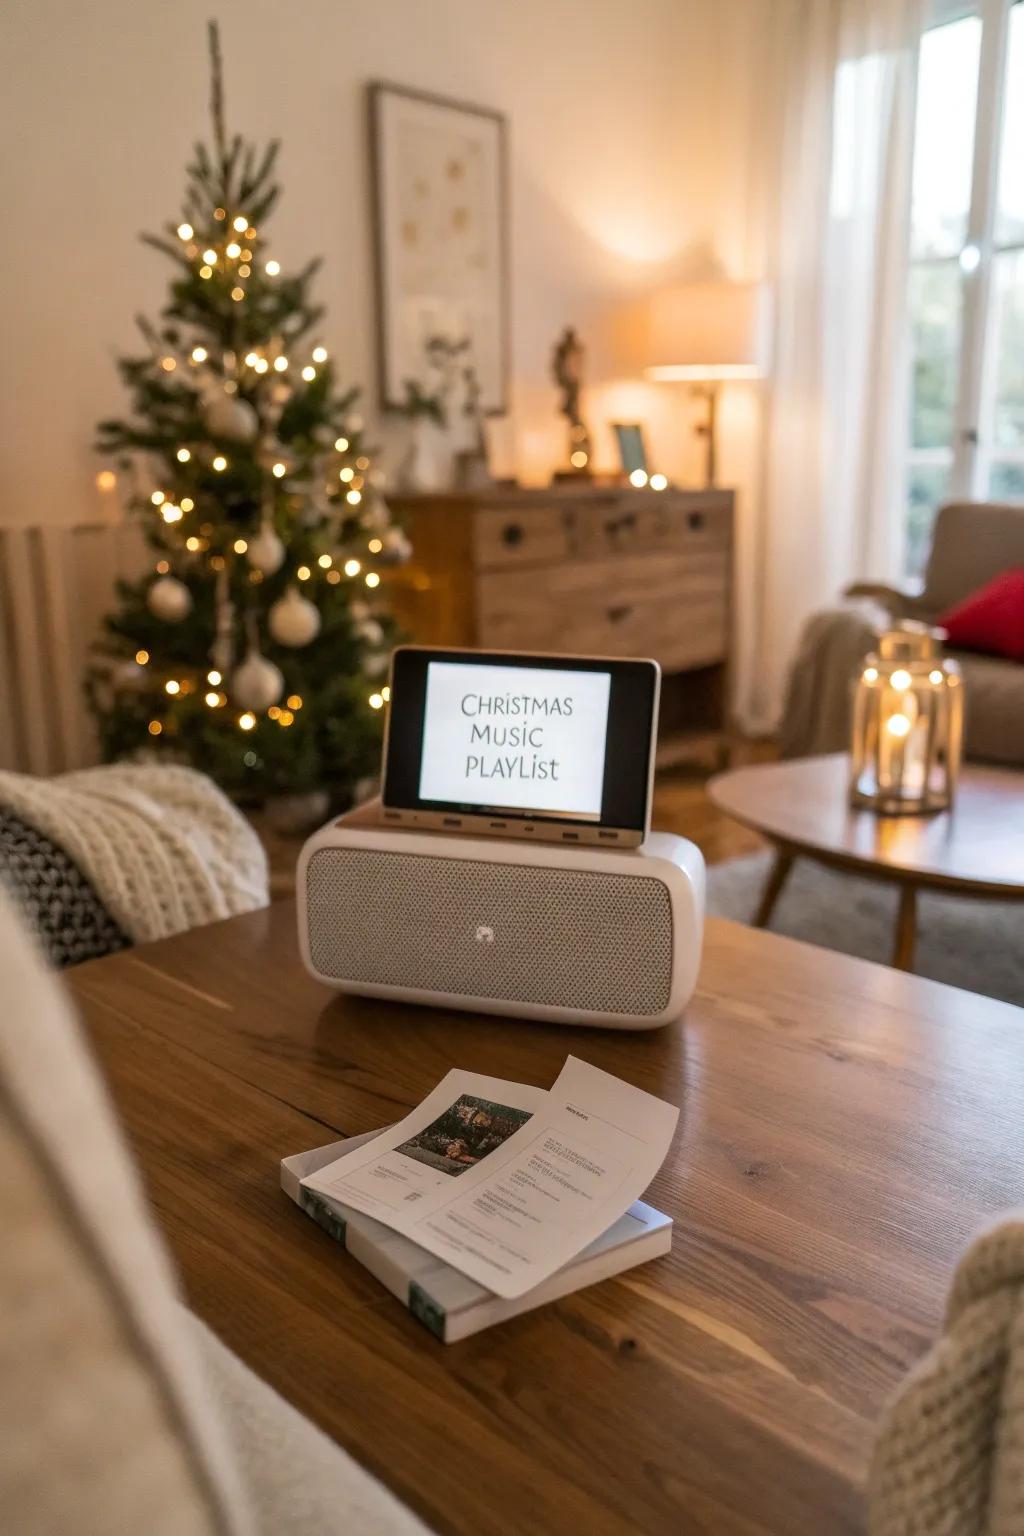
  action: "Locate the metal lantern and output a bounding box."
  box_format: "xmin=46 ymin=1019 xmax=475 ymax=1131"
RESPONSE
xmin=850 ymin=622 xmax=964 ymax=814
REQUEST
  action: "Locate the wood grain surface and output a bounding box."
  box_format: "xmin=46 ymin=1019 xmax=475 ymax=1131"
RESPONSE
xmin=68 ymin=903 xmax=1024 ymax=1535
xmin=710 ymin=753 xmax=1024 ymax=895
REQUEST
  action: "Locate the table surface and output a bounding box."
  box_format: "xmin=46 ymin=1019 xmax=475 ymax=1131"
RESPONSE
xmin=69 ymin=902 xmax=1024 ymax=1536
xmin=709 ymin=753 xmax=1024 ymax=895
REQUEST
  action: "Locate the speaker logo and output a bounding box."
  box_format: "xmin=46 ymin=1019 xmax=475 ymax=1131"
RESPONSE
xmin=474 ymin=925 xmax=495 ymax=944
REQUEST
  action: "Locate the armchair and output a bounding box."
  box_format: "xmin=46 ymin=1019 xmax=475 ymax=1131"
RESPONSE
xmin=780 ymin=502 xmax=1024 ymax=765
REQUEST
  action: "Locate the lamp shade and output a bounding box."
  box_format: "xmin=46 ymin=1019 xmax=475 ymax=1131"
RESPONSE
xmin=644 ymin=282 xmax=769 ymax=381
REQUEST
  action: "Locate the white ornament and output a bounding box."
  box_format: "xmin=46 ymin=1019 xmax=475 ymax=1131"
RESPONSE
xmin=246 ymin=524 xmax=286 ymax=575
xmin=269 ymin=586 xmax=321 ymax=648
xmin=147 ymin=575 xmax=192 ymax=622
xmin=365 ymin=651 xmax=389 ymax=678
xmin=203 ymin=393 xmax=259 ymax=442
xmin=232 ymin=650 xmax=284 ymax=711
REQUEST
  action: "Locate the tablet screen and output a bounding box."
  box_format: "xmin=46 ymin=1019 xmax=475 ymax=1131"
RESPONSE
xmin=382 ymin=648 xmax=659 ymax=843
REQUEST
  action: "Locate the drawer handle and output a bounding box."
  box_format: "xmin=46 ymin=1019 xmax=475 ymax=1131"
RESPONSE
xmin=607 ymin=604 xmax=632 ymax=624
xmin=687 ymin=511 xmax=705 ymax=531
xmin=501 ymin=522 xmax=525 ymax=547
xmin=603 ymin=513 xmax=637 ymax=542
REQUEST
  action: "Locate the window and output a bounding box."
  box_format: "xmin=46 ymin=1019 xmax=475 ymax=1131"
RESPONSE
xmin=903 ymin=0 xmax=1024 ymax=576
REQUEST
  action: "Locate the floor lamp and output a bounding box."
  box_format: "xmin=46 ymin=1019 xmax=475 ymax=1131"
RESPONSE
xmin=644 ymin=283 xmax=767 ymax=488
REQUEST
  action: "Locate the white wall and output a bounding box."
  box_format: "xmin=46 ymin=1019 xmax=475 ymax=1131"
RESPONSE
xmin=0 ymin=0 xmax=760 ymax=527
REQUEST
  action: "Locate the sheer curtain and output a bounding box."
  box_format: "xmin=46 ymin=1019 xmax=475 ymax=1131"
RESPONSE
xmin=738 ymin=0 xmax=927 ymax=731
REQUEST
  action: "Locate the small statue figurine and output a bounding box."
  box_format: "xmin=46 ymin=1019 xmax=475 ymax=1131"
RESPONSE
xmin=551 ymin=327 xmax=592 ymax=477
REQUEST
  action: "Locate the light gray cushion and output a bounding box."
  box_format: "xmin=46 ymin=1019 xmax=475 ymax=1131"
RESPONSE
xmin=191 ymin=1313 xmax=429 ymax=1536
xmin=0 ymin=894 xmax=430 ymax=1536
xmin=0 ymin=893 xmax=249 ymax=1536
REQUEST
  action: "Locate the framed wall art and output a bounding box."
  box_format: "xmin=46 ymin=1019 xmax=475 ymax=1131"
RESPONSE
xmin=368 ymin=81 xmax=509 ymax=415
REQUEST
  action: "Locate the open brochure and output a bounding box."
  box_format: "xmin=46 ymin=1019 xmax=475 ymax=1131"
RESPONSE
xmin=300 ymin=1055 xmax=678 ymax=1300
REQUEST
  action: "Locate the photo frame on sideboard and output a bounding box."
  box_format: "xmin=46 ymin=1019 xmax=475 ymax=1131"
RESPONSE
xmin=612 ymin=423 xmax=649 ymax=478
xmin=368 ymin=81 xmax=510 ymax=414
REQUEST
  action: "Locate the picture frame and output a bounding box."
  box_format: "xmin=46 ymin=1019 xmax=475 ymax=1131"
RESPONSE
xmin=368 ymin=81 xmax=510 ymax=415
xmin=612 ymin=423 xmax=649 ymax=478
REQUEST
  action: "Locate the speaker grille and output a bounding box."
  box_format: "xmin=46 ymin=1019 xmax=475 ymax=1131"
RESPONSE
xmin=306 ymin=847 xmax=673 ymax=1016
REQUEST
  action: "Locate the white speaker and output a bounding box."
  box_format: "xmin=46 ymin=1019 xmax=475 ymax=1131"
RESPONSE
xmin=297 ymin=802 xmax=705 ymax=1030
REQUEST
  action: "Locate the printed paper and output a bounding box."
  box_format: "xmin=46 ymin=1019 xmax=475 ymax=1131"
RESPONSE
xmin=302 ymin=1056 xmax=678 ymax=1299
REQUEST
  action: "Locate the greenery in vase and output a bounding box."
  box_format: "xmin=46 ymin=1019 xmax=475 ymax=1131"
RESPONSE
xmin=398 ymin=334 xmax=470 ymax=427
xmin=88 ymin=23 xmax=409 ymax=808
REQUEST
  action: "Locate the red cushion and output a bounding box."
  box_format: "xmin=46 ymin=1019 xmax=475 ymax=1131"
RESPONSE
xmin=940 ymin=568 xmax=1024 ymax=661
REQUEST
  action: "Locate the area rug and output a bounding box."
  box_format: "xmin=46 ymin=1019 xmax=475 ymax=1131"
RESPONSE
xmin=706 ymin=852 xmax=1024 ymax=1008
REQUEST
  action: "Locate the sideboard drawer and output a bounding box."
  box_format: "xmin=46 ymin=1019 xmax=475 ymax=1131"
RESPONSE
xmin=473 ymin=497 xmax=731 ymax=571
xmin=476 ymin=551 xmax=729 ymax=670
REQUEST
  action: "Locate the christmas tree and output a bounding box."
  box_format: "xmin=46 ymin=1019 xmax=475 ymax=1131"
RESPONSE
xmin=89 ymin=23 xmax=409 ymax=808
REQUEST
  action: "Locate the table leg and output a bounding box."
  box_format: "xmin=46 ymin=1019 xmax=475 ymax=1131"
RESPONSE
xmin=754 ymin=851 xmax=794 ymax=929
xmin=892 ymin=886 xmax=918 ymax=971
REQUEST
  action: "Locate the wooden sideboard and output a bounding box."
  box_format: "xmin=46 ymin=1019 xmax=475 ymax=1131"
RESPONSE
xmin=388 ymin=485 xmax=735 ymax=765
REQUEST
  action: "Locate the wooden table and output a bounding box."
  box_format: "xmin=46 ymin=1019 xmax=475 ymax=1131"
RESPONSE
xmin=709 ymin=754 xmax=1024 ymax=970
xmin=68 ymin=904 xmax=1024 ymax=1535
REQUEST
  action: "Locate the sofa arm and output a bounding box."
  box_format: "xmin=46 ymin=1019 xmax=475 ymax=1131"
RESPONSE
xmin=842 ymin=582 xmax=926 ymax=618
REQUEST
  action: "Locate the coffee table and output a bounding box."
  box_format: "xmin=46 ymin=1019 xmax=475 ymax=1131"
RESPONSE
xmin=709 ymin=753 xmax=1024 ymax=970
xmin=67 ymin=901 xmax=1024 ymax=1535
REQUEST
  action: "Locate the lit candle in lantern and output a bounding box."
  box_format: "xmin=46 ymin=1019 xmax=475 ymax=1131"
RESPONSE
xmin=850 ymin=624 xmax=963 ymax=814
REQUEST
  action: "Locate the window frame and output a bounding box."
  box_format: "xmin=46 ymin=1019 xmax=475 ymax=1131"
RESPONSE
xmin=904 ymin=0 xmax=1021 ymax=571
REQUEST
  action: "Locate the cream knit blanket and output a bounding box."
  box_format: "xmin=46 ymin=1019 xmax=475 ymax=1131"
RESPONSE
xmin=0 ymin=765 xmax=268 ymax=945
xmin=870 ymin=1214 xmax=1024 ymax=1534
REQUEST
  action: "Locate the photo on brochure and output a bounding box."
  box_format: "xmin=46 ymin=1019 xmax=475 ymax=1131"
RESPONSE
xmin=395 ymin=1095 xmax=533 ymax=1177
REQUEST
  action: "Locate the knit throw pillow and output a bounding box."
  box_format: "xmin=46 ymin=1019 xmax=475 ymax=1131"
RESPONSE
xmin=940 ymin=568 xmax=1024 ymax=661
xmin=0 ymin=809 xmax=128 ymax=968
